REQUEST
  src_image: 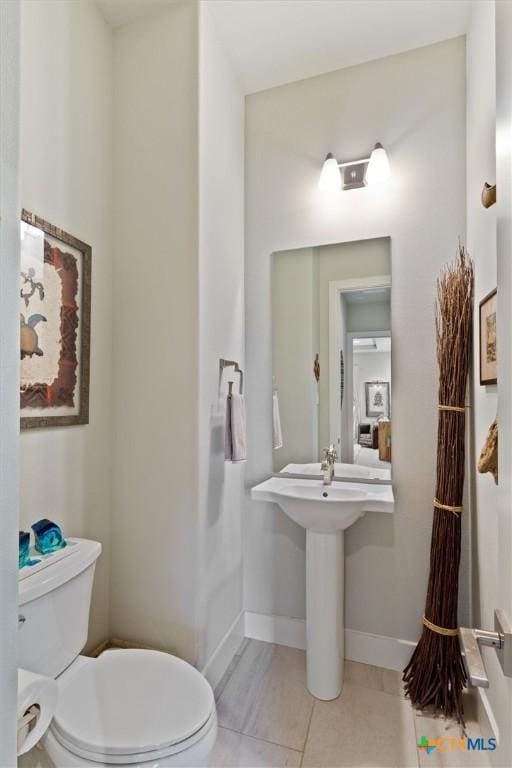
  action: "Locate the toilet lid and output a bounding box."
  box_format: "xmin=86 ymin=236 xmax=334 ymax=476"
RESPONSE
xmin=51 ymin=650 xmax=215 ymax=757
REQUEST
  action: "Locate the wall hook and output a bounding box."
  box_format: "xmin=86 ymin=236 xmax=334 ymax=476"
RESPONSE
xmin=481 ymin=182 xmax=496 ymax=208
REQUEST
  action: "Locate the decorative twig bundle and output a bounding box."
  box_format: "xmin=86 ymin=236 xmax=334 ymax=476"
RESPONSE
xmin=403 ymin=245 xmax=473 ymax=721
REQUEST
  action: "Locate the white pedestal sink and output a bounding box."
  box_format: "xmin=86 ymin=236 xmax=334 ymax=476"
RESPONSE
xmin=251 ymin=477 xmax=394 ymax=700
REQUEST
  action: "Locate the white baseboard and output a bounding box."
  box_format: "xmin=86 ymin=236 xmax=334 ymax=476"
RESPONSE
xmin=244 ymin=611 xmax=416 ymax=672
xmin=201 ymin=610 xmax=245 ymax=690
xmin=345 ymin=628 xmax=416 ymax=672
xmin=201 ymin=610 xmax=416 ymax=691
xmin=244 ymin=611 xmax=306 ymax=650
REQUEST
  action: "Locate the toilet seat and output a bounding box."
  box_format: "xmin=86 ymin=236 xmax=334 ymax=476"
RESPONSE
xmin=47 ymin=710 xmax=217 ymax=765
xmin=49 ymin=649 xmax=215 ymax=765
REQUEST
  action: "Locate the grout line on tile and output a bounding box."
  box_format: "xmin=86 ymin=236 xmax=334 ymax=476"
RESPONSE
xmin=219 ymin=723 xmax=305 ymax=756
xmin=412 ymin=706 xmax=420 ymax=768
xmin=300 ymin=694 xmax=317 ymax=764
xmin=345 ymin=660 xmax=408 ymax=699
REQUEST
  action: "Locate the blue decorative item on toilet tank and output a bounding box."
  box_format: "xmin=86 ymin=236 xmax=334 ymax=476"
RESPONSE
xmin=19 ymin=531 xmax=30 ymax=568
xmin=32 ymin=519 xmax=67 ymax=554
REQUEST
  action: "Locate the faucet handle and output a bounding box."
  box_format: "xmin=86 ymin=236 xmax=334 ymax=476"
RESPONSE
xmin=322 ymin=445 xmax=337 ymax=465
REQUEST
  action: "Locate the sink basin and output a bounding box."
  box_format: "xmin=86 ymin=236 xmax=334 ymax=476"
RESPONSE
xmin=251 ymin=476 xmax=393 ymax=532
xmin=251 ymin=476 xmax=394 ymax=701
xmin=276 ymin=484 xmax=366 ymax=530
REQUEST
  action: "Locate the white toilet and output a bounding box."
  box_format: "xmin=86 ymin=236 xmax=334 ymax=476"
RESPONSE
xmin=18 ymin=538 xmax=217 ymax=767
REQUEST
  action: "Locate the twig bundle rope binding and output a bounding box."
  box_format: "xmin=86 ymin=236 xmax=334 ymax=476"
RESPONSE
xmin=438 ymin=404 xmax=466 ymax=413
xmin=433 ymin=499 xmax=463 ymax=515
xmin=422 ymin=616 xmax=459 ymax=637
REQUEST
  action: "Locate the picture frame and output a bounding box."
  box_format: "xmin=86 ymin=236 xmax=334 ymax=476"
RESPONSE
xmin=365 ymin=380 xmax=390 ymax=418
xmin=20 ymin=209 xmax=91 ymax=429
xmin=479 ymin=288 xmax=497 ymax=386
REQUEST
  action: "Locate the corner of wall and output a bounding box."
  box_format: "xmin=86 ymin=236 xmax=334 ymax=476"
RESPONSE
xmin=0 ymin=1 xmax=20 ymax=761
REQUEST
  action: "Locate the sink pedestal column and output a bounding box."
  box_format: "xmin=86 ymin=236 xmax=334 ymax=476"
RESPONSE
xmin=306 ymin=529 xmax=344 ymax=700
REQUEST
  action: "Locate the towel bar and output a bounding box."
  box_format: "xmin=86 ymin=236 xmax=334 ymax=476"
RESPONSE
xmin=220 ymin=358 xmax=243 ymax=394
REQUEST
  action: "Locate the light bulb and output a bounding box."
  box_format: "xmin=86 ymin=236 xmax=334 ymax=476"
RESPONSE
xmin=318 ymin=153 xmax=341 ymax=193
xmin=366 ymin=143 xmax=390 ymax=185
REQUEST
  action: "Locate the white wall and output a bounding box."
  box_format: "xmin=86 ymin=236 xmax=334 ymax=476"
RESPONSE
xmin=111 ymin=1 xmax=245 ymax=676
xmin=19 ymin=0 xmax=113 ymax=651
xmin=245 ymin=38 xmax=467 ymax=639
xmin=494 ymin=1 xmax=512 ymax=760
xmin=0 ymin=1 xmax=20 ymax=762
xmin=465 ymin=0 xmax=504 ymax=745
xmin=347 ymin=301 xmax=391 ymax=333
xmin=111 ymin=0 xmax=200 ymax=662
xmin=197 ymin=1 xmax=245 ymax=671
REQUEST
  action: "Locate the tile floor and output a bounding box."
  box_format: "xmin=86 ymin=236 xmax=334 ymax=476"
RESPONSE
xmin=21 ymin=639 xmax=494 ymax=768
xmin=210 ymin=639 xmax=493 ymax=768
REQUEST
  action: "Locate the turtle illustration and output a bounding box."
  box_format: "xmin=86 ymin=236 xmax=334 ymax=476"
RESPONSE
xmin=20 ymin=313 xmax=46 ymax=359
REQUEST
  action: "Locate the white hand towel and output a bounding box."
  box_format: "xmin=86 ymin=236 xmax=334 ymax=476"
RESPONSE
xmin=273 ymin=391 xmax=283 ymax=450
xmin=225 ymin=393 xmax=247 ymax=462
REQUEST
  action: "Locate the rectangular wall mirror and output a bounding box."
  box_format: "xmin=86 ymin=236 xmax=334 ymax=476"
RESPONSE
xmin=271 ymin=237 xmax=392 ymax=483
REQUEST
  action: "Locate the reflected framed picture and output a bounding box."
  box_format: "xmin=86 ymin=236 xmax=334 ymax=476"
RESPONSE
xmin=479 ymin=288 xmax=497 ymax=386
xmin=365 ymin=381 xmax=390 ymax=418
xmin=20 ymin=209 xmax=91 ymax=429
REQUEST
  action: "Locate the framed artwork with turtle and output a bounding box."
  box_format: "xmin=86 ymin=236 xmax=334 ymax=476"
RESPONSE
xmin=20 ymin=210 xmax=91 ymax=429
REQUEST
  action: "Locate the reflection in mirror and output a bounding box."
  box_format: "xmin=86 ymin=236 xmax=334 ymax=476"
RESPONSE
xmin=272 ymin=237 xmax=391 ymax=483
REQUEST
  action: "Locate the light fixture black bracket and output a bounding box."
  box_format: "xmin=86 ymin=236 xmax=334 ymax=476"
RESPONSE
xmin=330 ymin=142 xmax=385 ymax=191
xmin=341 ymin=160 xmax=369 ymax=190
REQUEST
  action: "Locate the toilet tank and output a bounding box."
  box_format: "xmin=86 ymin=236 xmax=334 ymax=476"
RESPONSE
xmin=18 ymin=538 xmax=101 ymax=678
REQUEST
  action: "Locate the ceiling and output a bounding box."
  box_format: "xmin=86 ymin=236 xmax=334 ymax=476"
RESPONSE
xmin=353 ymin=337 xmax=391 ymax=354
xmin=96 ymin=0 xmax=472 ymax=94
xmin=344 ymin=288 xmax=391 ymax=305
xmin=97 ymin=0 xmax=177 ymax=28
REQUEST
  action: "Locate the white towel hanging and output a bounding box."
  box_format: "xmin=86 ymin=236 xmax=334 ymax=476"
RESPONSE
xmin=225 ymin=390 xmax=247 ymax=462
xmin=273 ymin=390 xmax=283 ymax=450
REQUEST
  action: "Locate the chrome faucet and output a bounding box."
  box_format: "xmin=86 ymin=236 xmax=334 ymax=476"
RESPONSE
xmin=321 ymin=444 xmax=338 ymax=485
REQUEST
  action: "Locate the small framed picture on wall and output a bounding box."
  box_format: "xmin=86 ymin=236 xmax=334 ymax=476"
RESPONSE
xmin=365 ymin=381 xmax=390 ymax=418
xmin=479 ymin=288 xmax=497 ymax=385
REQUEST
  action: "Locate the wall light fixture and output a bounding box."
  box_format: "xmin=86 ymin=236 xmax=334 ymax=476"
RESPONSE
xmin=318 ymin=143 xmax=390 ymax=193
